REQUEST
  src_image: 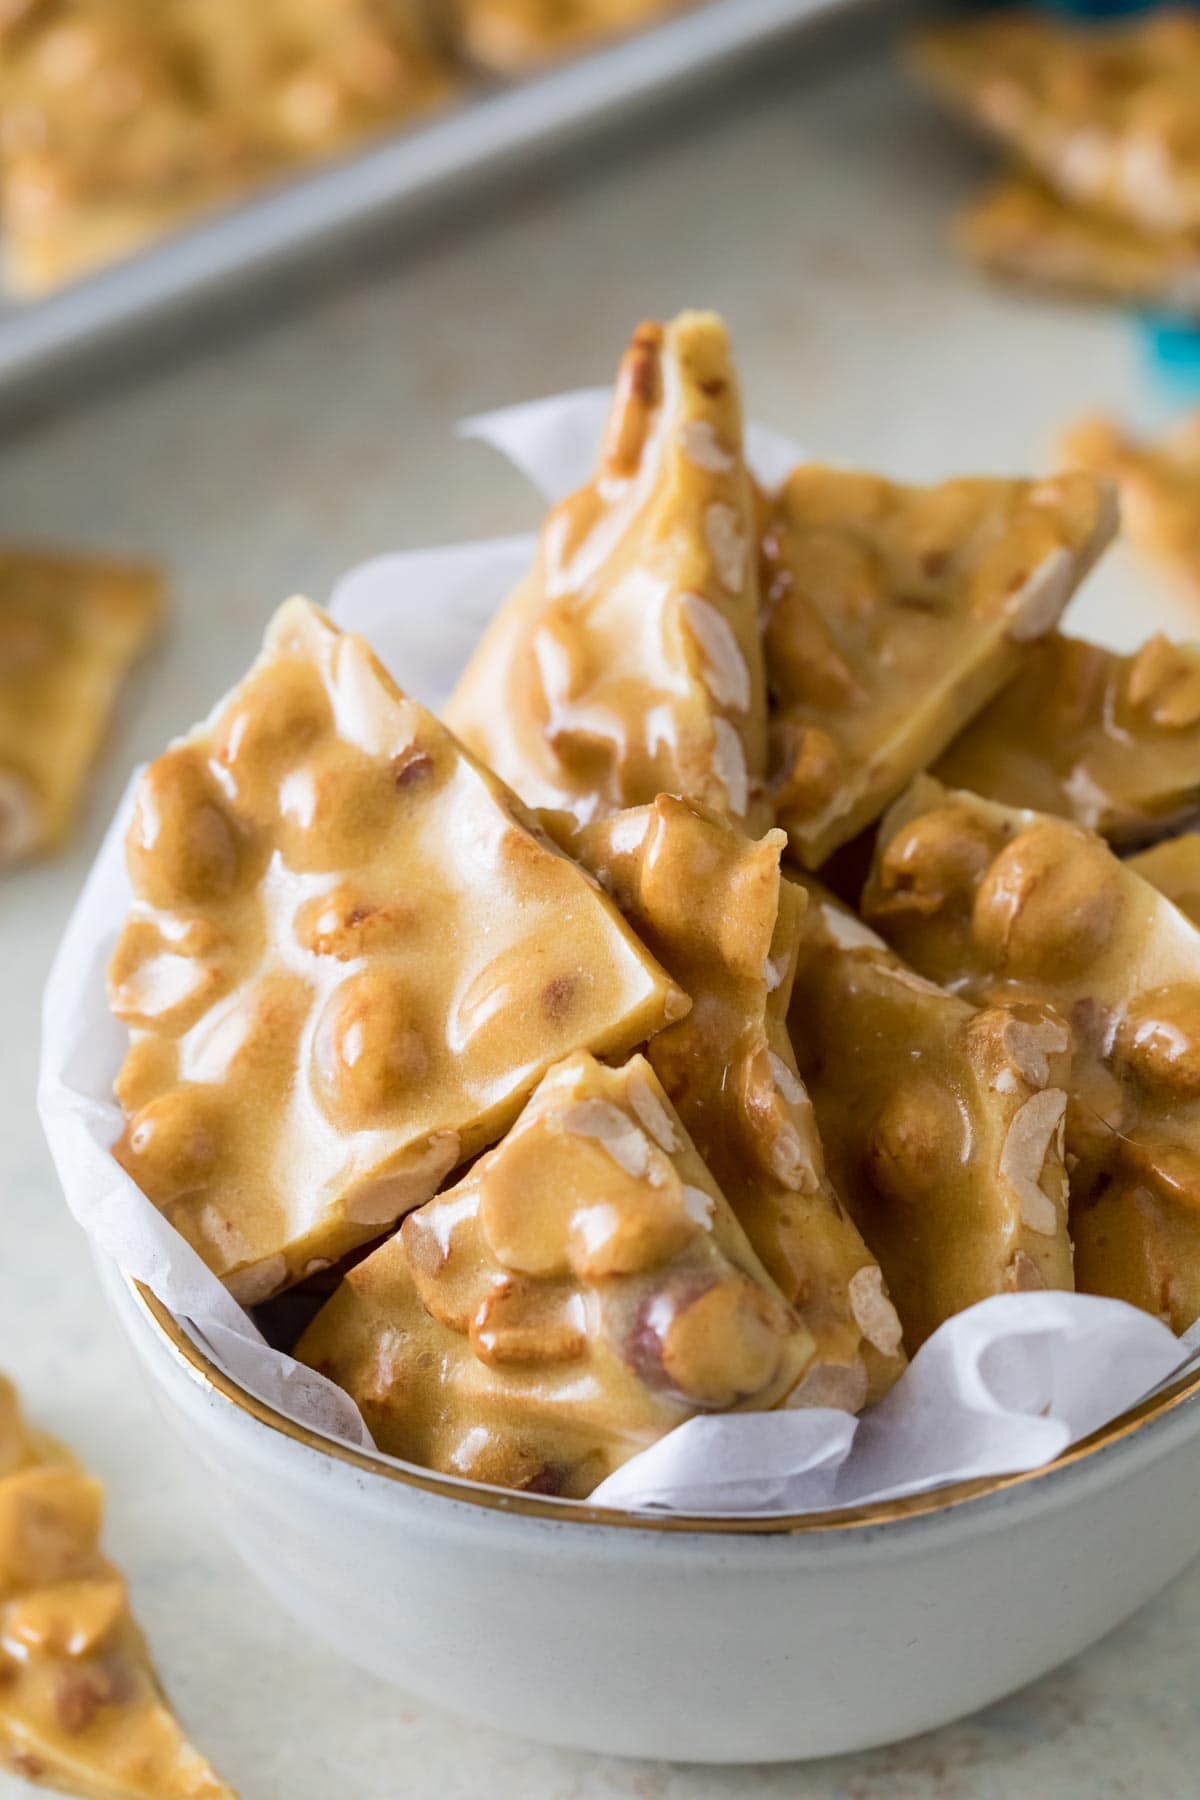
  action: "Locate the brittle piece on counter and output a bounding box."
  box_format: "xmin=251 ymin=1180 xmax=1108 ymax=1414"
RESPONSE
xmin=934 ymin=633 xmax=1200 ymax=850
xmin=761 ymin=465 xmax=1117 ymax=868
xmin=863 ymin=777 xmax=1200 ymax=1329
xmin=446 ymin=312 xmax=769 ymax=831
xmin=958 ymin=173 xmax=1200 ymax=316
xmin=0 ymin=0 xmax=455 ymax=295
xmin=450 ymin=0 xmax=683 ymax=72
xmin=912 ymin=10 xmax=1200 ymax=235
xmin=1060 ymin=414 xmax=1200 ymax=612
xmin=1128 ymin=833 xmax=1200 ymax=928
xmin=109 ymin=598 xmax=686 ymax=1306
xmin=563 ymin=796 xmax=905 ymax=1408
xmin=297 ymin=1052 xmax=816 ymax=1497
xmin=788 ymin=881 xmax=1074 ymax=1351
xmin=0 ymin=549 xmax=162 ymax=868
xmin=0 ymin=1374 xmax=234 ymax=1799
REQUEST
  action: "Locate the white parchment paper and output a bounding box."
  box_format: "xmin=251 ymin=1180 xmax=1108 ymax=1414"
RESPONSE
xmin=35 ymin=387 xmax=1200 ymax=1518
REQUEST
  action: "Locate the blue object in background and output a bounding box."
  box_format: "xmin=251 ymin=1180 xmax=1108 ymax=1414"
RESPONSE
xmin=1138 ymin=316 xmax=1200 ymax=405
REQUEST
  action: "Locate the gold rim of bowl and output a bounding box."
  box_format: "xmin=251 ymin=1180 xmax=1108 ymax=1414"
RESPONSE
xmin=133 ymin=1279 xmax=1200 ymax=1536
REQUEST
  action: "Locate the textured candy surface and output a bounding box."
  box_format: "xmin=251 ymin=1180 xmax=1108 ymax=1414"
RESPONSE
xmin=761 ymin=464 xmax=1116 ymax=867
xmin=865 ymin=777 xmax=1200 ymax=1329
xmin=789 ymin=879 xmax=1074 ymax=1351
xmin=109 ymin=598 xmax=684 ymax=1304
xmin=297 ymin=1052 xmax=815 ymax=1497
xmin=0 ymin=1374 xmax=233 ymax=1800
xmin=446 ymin=312 xmax=769 ymax=832
xmin=565 ymin=796 xmax=905 ymax=1408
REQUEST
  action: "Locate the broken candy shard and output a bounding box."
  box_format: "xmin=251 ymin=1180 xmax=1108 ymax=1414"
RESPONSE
xmin=297 ymin=1052 xmax=815 ymax=1498
xmin=1060 ymin=413 xmax=1200 ymax=613
xmin=912 ymin=10 xmax=1200 ymax=236
xmin=450 ymin=0 xmax=684 ymax=73
xmin=445 ymin=310 xmax=769 ymax=831
xmin=563 ymin=795 xmax=905 ymax=1404
xmin=1128 ymin=833 xmax=1200 ymax=928
xmin=935 ymin=633 xmax=1200 ymax=850
xmin=761 ymin=463 xmax=1116 ymax=868
xmin=0 ymin=548 xmax=162 ymax=867
xmin=109 ymin=597 xmax=686 ymax=1305
xmin=956 ymin=173 xmax=1200 ymax=315
xmin=788 ymin=879 xmax=1074 ymax=1352
xmin=864 ymin=775 xmax=1200 ymax=1331
xmin=0 ymin=1373 xmax=234 ymax=1800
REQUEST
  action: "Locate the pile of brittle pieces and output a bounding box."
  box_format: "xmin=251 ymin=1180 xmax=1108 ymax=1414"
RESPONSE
xmin=105 ymin=308 xmax=1200 ymax=1505
xmin=912 ymin=8 xmax=1200 ymax=317
xmin=0 ymin=0 xmax=686 ymax=295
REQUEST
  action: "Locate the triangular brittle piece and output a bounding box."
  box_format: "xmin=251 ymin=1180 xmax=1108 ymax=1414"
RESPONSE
xmin=297 ymin=1052 xmax=815 ymax=1497
xmin=761 ymin=465 xmax=1116 ymax=867
xmin=1128 ymin=833 xmax=1200 ymax=928
xmin=445 ymin=312 xmax=769 ymax=830
xmin=1060 ymin=413 xmax=1200 ymax=612
xmin=957 ymin=172 xmax=1200 ymax=314
xmin=0 ymin=1374 xmax=234 ymax=1800
xmin=935 ymin=632 xmax=1200 ymax=849
xmin=864 ymin=777 xmax=1200 ymax=1330
xmin=788 ymin=879 xmax=1074 ymax=1351
xmin=109 ymin=599 xmax=686 ymax=1305
xmin=562 ymin=797 xmax=905 ymax=1407
xmin=0 ymin=549 xmax=162 ymax=866
xmin=912 ymin=11 xmax=1200 ymax=235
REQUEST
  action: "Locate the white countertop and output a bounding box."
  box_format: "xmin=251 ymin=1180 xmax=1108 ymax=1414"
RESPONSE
xmin=2 ymin=28 xmax=1199 ymax=1799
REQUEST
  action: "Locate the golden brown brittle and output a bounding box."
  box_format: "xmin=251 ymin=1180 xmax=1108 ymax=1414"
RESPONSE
xmin=297 ymin=1052 xmax=815 ymax=1496
xmin=109 ymin=598 xmax=685 ymax=1304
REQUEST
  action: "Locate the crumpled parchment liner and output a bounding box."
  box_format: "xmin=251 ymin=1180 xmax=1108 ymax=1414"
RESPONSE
xmin=35 ymin=387 xmax=1200 ymax=1518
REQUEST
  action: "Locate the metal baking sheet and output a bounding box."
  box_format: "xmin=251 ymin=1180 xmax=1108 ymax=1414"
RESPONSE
xmin=0 ymin=0 xmax=889 ymax=396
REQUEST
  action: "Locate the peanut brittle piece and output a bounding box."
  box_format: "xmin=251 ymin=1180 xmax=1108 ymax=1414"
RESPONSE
xmin=0 ymin=0 xmax=454 ymax=294
xmin=563 ymin=796 xmax=905 ymax=1407
xmin=935 ymin=633 xmax=1200 ymax=850
xmin=1128 ymin=832 xmax=1200 ymax=927
xmin=913 ymin=10 xmax=1200 ymax=235
xmin=446 ymin=312 xmax=769 ymax=831
xmin=761 ymin=465 xmax=1117 ymax=868
xmin=0 ymin=549 xmax=162 ymax=867
xmin=0 ymin=1375 xmax=233 ymax=1800
xmin=958 ymin=172 xmax=1200 ymax=315
xmin=788 ymin=881 xmax=1074 ymax=1351
xmin=297 ymin=1052 xmax=815 ymax=1497
xmin=450 ymin=0 xmax=682 ymax=72
xmin=864 ymin=777 xmax=1200 ymax=1329
xmin=1060 ymin=413 xmax=1200 ymax=613
xmin=109 ymin=598 xmax=685 ymax=1305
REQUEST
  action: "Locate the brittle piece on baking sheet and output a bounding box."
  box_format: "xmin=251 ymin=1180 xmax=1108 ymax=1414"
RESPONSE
xmin=0 ymin=1374 xmax=234 ymax=1800
xmin=934 ymin=633 xmax=1200 ymax=850
xmin=958 ymin=173 xmax=1200 ymax=315
xmin=445 ymin=312 xmax=769 ymax=832
xmin=863 ymin=777 xmax=1200 ymax=1329
xmin=0 ymin=0 xmax=455 ymax=294
xmin=297 ymin=1052 xmax=816 ymax=1497
xmin=450 ymin=0 xmax=683 ymax=72
xmin=563 ymin=795 xmax=905 ymax=1408
xmin=912 ymin=10 xmax=1200 ymax=235
xmin=760 ymin=465 xmax=1117 ymax=868
xmin=1128 ymin=833 xmax=1200 ymax=928
xmin=787 ymin=880 xmax=1074 ymax=1352
xmin=1060 ymin=413 xmax=1200 ymax=613
xmin=108 ymin=598 xmax=686 ymax=1306
xmin=0 ymin=549 xmax=162 ymax=868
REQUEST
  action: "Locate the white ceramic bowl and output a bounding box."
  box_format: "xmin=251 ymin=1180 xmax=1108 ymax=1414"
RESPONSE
xmin=100 ymin=1257 xmax=1200 ymax=1764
